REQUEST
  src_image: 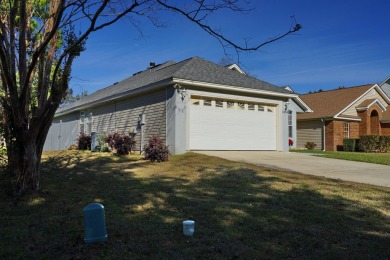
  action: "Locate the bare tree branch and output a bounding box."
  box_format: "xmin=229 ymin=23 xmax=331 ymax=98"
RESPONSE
xmin=156 ymin=0 xmax=301 ymax=54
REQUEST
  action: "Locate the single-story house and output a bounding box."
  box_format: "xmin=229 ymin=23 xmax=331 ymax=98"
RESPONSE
xmin=44 ymin=57 xmax=311 ymax=154
xmin=297 ymin=84 xmax=390 ymax=151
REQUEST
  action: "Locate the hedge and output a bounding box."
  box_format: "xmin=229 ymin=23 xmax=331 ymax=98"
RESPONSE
xmin=378 ymin=136 xmax=390 ymax=152
xmin=343 ymin=138 xmax=359 ymax=152
xmin=356 ymin=135 xmax=390 ymax=153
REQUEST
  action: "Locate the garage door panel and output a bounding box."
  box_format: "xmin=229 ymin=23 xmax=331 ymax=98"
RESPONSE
xmin=190 ymin=105 xmax=276 ymax=150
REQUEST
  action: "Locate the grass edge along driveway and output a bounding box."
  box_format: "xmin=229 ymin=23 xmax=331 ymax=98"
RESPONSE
xmin=291 ymin=149 xmax=390 ymax=166
xmin=1 ymin=151 xmax=389 ymax=258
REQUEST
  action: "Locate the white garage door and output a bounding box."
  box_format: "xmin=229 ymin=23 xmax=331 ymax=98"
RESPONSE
xmin=190 ymin=97 xmax=277 ymax=150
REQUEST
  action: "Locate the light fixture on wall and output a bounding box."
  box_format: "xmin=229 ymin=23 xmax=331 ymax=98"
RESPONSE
xmin=284 ymin=101 xmax=290 ymax=112
xmin=174 ymin=84 xmax=187 ymax=101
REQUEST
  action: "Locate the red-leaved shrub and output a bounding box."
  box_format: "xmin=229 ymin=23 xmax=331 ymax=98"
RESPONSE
xmin=144 ymin=136 xmax=170 ymax=162
xmin=77 ymin=133 xmax=91 ymax=150
xmin=105 ymin=132 xmax=136 ymax=155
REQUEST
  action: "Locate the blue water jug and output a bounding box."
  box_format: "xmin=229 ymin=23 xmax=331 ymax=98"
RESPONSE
xmin=83 ymin=203 xmax=108 ymax=244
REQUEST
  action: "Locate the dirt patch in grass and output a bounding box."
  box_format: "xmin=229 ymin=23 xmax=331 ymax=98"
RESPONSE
xmin=1 ymin=151 xmax=389 ymax=258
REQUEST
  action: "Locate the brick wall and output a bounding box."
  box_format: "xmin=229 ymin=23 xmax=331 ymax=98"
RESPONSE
xmin=357 ymin=110 xmax=368 ymax=135
xmin=325 ymin=120 xmax=360 ymax=151
xmin=334 ymin=121 xmax=345 ymax=151
xmin=350 ymin=122 xmax=360 ymax=138
xmin=350 ymin=102 xmax=390 ymax=140
xmin=356 ymin=104 xmax=388 ymax=136
xmin=325 ymin=120 xmax=334 ymax=151
xmin=381 ymin=123 xmax=390 ymax=135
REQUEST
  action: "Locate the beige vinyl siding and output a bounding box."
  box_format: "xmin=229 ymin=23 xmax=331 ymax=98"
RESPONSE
xmin=342 ymin=88 xmax=388 ymax=117
xmin=92 ymin=103 xmax=116 ymax=133
xmin=297 ymin=120 xmax=323 ymax=150
xmin=92 ymin=89 xmax=167 ymax=146
xmin=44 ymin=89 xmax=167 ymax=151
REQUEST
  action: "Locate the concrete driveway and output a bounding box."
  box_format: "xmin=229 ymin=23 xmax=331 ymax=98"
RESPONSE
xmin=197 ymin=151 xmax=390 ymax=188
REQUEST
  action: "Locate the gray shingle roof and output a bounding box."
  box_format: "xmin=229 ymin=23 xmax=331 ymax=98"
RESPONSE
xmin=58 ymin=56 xmax=291 ymax=114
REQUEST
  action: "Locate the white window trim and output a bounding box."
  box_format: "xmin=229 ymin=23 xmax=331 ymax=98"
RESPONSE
xmin=288 ymin=110 xmax=293 ymax=138
xmin=190 ymin=96 xmax=276 ymax=113
xmin=343 ymin=122 xmax=350 ymax=139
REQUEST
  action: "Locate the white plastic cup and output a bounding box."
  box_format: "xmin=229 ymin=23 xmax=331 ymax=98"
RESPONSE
xmin=183 ymin=220 xmax=195 ymax=236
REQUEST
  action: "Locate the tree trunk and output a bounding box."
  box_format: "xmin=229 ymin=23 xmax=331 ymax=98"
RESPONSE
xmin=5 ymin=107 xmax=55 ymax=196
xmin=8 ymin=134 xmax=43 ymax=195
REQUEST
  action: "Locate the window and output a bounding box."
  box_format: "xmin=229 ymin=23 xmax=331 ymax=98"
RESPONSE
xmin=343 ymin=122 xmax=349 ymax=138
xmin=248 ymin=104 xmax=255 ymax=111
xmin=227 ymin=101 xmax=234 ymax=109
xmin=215 ymin=100 xmax=224 ymax=108
xmin=258 ymin=105 xmax=265 ymax=112
xmin=80 ymin=111 xmax=85 ymax=123
xmin=288 ymin=110 xmax=293 ymax=138
xmin=267 ymin=107 xmax=274 ymax=112
xmin=86 ymin=110 xmax=93 ymax=135
xmin=87 ymin=110 xmax=93 ymax=122
xmin=191 ymin=99 xmax=200 ymax=105
xmin=80 ymin=111 xmax=85 ymax=134
xmin=237 ymin=102 xmax=245 ymax=110
xmin=204 ymin=99 xmax=212 ymax=106
xmin=80 ymin=110 xmax=92 ymax=134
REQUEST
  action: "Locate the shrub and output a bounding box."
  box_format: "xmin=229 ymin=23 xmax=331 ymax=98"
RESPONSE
xmin=358 ymin=135 xmax=380 ymax=152
xmin=144 ymin=136 xmax=170 ymax=162
xmin=343 ymin=138 xmax=359 ymax=152
xmin=105 ymin=132 xmax=136 ymax=155
xmin=77 ymin=133 xmax=91 ymax=150
xmin=357 ymin=135 xmax=390 ymax=153
xmin=305 ymin=142 xmax=317 ymax=150
xmin=378 ymin=136 xmax=390 ymax=153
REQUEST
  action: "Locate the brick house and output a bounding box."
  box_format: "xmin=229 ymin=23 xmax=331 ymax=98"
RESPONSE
xmin=297 ymin=84 xmax=390 ymax=151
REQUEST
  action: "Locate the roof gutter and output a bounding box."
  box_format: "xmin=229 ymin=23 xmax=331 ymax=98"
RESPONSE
xmin=321 ymin=119 xmax=326 ymax=151
xmin=56 ymin=77 xmax=313 ymax=118
xmin=333 ymin=116 xmax=362 ymax=121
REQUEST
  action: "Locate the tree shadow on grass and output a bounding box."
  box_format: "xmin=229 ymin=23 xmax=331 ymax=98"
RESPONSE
xmin=139 ymin=167 xmax=390 ymax=258
xmin=0 ymin=152 xmax=389 ymax=259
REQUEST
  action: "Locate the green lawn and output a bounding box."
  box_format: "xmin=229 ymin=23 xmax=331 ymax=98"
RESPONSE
xmin=290 ymin=149 xmax=390 ymax=165
xmin=1 ymin=151 xmax=389 ymax=258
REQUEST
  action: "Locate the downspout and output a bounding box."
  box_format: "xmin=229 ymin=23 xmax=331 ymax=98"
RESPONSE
xmin=321 ymin=119 xmax=326 ymax=151
xmin=114 ymin=101 xmax=117 ymax=131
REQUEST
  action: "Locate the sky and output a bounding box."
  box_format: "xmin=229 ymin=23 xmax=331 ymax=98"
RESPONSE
xmin=69 ymin=0 xmax=390 ymax=95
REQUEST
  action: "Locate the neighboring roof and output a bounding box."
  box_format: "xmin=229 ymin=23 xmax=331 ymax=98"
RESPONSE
xmin=355 ymin=98 xmax=386 ymax=111
xmin=379 ymin=75 xmax=390 ymax=98
xmin=297 ymin=84 xmax=374 ymax=120
xmin=356 ymin=98 xmax=376 ymax=108
xmin=58 ymin=57 xmax=302 ymax=115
